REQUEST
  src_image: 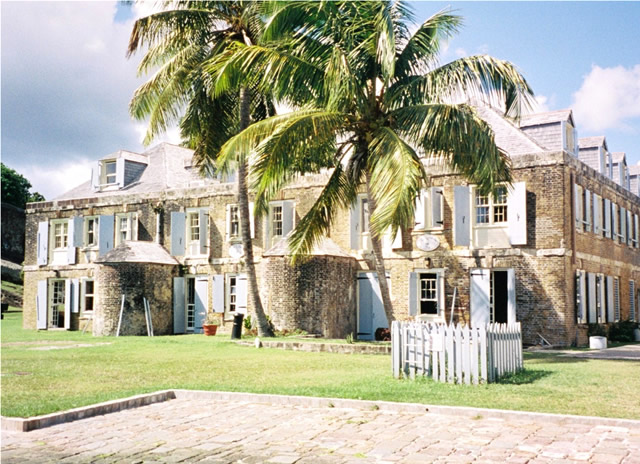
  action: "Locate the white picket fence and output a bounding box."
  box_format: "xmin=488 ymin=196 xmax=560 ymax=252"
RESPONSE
xmin=391 ymin=321 xmax=523 ymax=384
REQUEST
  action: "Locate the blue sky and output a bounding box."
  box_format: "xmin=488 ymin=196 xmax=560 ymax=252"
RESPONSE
xmin=2 ymin=1 xmax=639 ymax=200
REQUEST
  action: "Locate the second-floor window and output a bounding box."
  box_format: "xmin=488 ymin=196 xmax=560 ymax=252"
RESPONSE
xmin=229 ymin=205 xmax=240 ymax=239
xmin=189 ymin=212 xmax=200 ymax=242
xmin=85 ymin=217 xmax=99 ymax=247
xmin=54 ymin=221 xmax=68 ymax=249
xmin=475 ymin=186 xmax=507 ymax=225
xmin=272 ymin=205 xmax=283 ymax=238
xmin=119 ymin=216 xmax=129 ymax=243
xmin=104 ymin=161 xmax=117 ymax=185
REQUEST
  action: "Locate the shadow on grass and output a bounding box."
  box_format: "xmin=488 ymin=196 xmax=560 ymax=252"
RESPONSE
xmin=524 ymin=352 xmax=589 ymax=364
xmin=495 ymin=369 xmax=551 ymax=385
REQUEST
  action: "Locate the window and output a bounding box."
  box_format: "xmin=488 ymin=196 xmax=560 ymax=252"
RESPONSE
xmin=409 ymin=270 xmax=443 ymax=319
xmin=229 ymin=205 xmax=240 ymax=239
xmin=614 ymin=277 xmax=620 ymax=322
xmin=83 ymin=280 xmax=94 ymax=312
xmin=475 ymin=186 xmax=508 ymax=225
xmin=188 ymin=212 xmax=200 ymax=242
xmin=115 ymin=213 xmax=137 ymax=246
xmin=119 ymin=216 xmax=129 ymax=243
xmin=419 ymin=273 xmax=438 ymax=315
xmin=186 ymin=278 xmax=196 ymax=330
xmin=272 ymin=205 xmax=283 ymax=238
xmin=53 ymin=221 xmax=68 ymax=249
xmin=267 ymin=201 xmax=294 ymax=248
xmin=630 ymin=281 xmax=636 ymax=322
xmin=227 ymin=276 xmax=237 ymax=313
xmin=49 ymin=279 xmax=66 ymax=328
xmin=85 ymin=217 xmax=99 ymax=247
xmin=104 ymin=161 xmax=117 ymax=185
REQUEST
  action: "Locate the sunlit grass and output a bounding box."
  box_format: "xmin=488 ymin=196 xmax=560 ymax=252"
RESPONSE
xmin=2 ymin=310 xmax=639 ymax=419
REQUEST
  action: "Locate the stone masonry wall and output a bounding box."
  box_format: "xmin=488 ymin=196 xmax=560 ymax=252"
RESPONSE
xmin=93 ymin=262 xmax=175 ymax=336
xmin=265 ymin=255 xmax=357 ymax=338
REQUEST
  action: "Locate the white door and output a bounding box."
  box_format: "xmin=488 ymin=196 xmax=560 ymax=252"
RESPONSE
xmin=470 ymin=269 xmax=490 ymax=328
xmin=357 ymin=272 xmax=388 ymax=340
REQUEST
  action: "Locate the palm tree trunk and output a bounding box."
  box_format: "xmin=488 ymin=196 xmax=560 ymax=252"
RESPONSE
xmin=365 ymin=170 xmax=395 ymax=325
xmin=238 ymin=86 xmax=274 ymax=337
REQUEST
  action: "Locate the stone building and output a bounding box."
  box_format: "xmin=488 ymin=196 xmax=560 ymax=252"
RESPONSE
xmin=22 ymin=105 xmax=640 ymax=345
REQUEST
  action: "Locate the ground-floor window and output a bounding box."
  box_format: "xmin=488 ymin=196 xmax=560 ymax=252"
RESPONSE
xmin=409 ymin=270 xmax=443 ymax=319
xmin=419 ymin=273 xmax=438 ymax=315
xmin=186 ymin=277 xmax=196 ymax=331
xmin=227 ymin=276 xmax=238 ymax=314
xmin=49 ymin=279 xmax=66 ymax=328
xmin=82 ymin=279 xmax=94 ymax=312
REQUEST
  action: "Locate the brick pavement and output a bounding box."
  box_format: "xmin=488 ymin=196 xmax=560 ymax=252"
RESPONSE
xmin=2 ymin=393 xmax=640 ymax=463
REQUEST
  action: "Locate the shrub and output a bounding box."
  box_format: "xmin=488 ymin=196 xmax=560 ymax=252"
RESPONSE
xmin=608 ymin=320 xmax=638 ymax=342
xmin=587 ymin=324 xmax=607 ymax=337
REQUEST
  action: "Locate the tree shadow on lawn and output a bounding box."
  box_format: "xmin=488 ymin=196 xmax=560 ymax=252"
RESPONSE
xmin=494 ymin=368 xmax=551 ymax=385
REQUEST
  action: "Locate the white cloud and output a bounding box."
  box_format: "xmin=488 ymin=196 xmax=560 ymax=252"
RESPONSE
xmin=134 ymin=123 xmax=182 ymax=147
xmin=454 ymin=47 xmax=467 ymax=58
xmin=571 ymin=64 xmax=640 ymax=132
xmin=532 ymin=94 xmax=553 ymax=113
xmin=20 ymin=158 xmax=96 ymax=201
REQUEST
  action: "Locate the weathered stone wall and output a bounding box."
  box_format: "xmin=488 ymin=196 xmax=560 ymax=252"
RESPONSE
xmin=2 ymin=202 xmax=25 ymax=264
xmin=93 ymin=262 xmax=175 ymax=336
xmin=265 ymin=255 xmax=357 ymax=338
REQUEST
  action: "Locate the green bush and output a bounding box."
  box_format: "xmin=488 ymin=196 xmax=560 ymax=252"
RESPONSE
xmin=587 ymin=323 xmax=607 ymax=337
xmin=608 ymin=320 xmax=638 ymax=342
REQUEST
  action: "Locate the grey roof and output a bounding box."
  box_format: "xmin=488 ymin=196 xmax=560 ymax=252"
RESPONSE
xmin=472 ymin=105 xmax=545 ymax=156
xmin=611 ymin=152 xmax=627 ymax=164
xmin=263 ymin=235 xmax=353 ymax=258
xmin=55 ymin=143 xmax=218 ymax=201
xmin=94 ymin=241 xmax=179 ymax=265
xmin=578 ymin=136 xmax=607 ymax=150
xmin=519 ymin=109 xmax=573 ymax=128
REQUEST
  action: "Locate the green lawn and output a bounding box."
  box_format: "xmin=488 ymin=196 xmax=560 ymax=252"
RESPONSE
xmin=2 ymin=309 xmax=639 ymax=419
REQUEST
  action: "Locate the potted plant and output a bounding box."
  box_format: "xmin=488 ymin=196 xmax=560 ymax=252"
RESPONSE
xmin=203 ymin=313 xmax=221 ymax=336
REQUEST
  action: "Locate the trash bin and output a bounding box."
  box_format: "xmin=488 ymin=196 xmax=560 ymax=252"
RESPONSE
xmin=231 ymin=313 xmax=244 ymax=340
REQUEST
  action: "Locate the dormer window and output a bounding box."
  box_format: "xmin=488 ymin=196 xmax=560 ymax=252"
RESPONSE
xmin=104 ymin=161 xmax=117 ymax=185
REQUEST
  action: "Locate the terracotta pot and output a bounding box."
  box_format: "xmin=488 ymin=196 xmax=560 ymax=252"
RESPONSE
xmin=203 ymin=324 xmax=218 ymax=336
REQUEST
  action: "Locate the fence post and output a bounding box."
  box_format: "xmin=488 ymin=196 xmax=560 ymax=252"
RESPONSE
xmin=471 ymin=326 xmax=479 ymax=385
xmin=455 ymin=324 xmax=462 ymax=384
xmin=392 ymin=321 xmax=400 ymax=378
xmin=432 ymin=323 xmax=439 ymax=381
xmin=446 ymin=324 xmax=454 ymax=383
xmin=487 ymin=323 xmax=494 ymax=383
xmin=480 ymin=324 xmax=487 ymax=383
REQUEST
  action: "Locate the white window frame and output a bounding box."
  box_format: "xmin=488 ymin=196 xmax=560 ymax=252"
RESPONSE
xmin=84 ymin=216 xmax=99 ymax=248
xmin=114 ymin=212 xmax=137 ymax=246
xmin=81 ymin=278 xmax=95 ymax=313
xmin=229 ymin=204 xmax=240 ymax=241
xmin=226 ymin=274 xmax=239 ymax=317
xmin=473 ymin=185 xmax=508 ymax=228
xmin=104 ymin=160 xmax=117 ymax=185
xmin=185 ymin=208 xmax=204 ymax=256
xmin=49 ymin=279 xmax=66 ymax=328
xmin=267 ymin=200 xmax=294 ymax=248
xmin=412 ymin=269 xmax=445 ymax=321
xmin=630 ymin=280 xmax=636 ymax=322
xmin=51 ymin=220 xmax=69 ymax=250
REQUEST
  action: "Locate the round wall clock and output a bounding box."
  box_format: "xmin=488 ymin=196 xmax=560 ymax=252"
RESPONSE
xmin=416 ymin=234 xmax=440 ymax=252
xmin=229 ymin=244 xmax=244 ymax=258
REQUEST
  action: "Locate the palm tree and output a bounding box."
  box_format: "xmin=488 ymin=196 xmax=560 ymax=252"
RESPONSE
xmin=214 ymin=1 xmax=535 ymax=324
xmin=127 ymin=1 xmax=275 ymax=337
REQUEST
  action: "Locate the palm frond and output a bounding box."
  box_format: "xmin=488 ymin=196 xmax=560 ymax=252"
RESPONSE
xmin=366 ymin=127 xmax=424 ymax=236
xmin=395 ymin=9 xmax=461 ymax=78
xmin=287 ymin=162 xmax=359 ymax=264
xmin=250 ymin=111 xmax=349 ymax=215
xmin=386 ymin=54 xmax=535 ymax=119
xmin=391 ymin=103 xmax=511 ymax=194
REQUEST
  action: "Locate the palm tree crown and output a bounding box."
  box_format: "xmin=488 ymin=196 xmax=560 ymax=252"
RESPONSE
xmin=214 ymin=1 xmax=535 ymax=323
